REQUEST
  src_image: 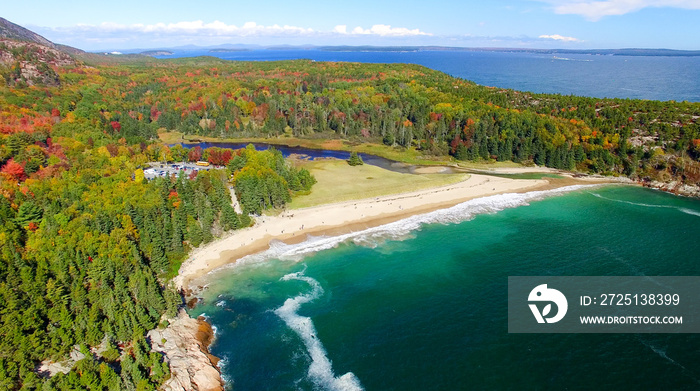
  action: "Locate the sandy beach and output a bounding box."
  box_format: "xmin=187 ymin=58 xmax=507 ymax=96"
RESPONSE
xmin=175 ymin=172 xmax=601 ymax=290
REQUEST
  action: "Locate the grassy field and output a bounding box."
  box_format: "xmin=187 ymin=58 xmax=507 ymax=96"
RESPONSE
xmin=288 ymin=159 xmax=468 ymax=209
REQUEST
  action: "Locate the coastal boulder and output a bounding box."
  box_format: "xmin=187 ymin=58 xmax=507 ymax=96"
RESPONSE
xmin=148 ymin=309 xmax=224 ymax=391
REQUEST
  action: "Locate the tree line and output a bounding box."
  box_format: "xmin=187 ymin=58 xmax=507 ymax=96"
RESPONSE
xmin=28 ymin=58 xmax=697 ymax=183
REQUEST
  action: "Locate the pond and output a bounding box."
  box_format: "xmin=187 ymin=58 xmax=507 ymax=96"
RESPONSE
xmin=174 ymin=141 xmax=459 ymax=174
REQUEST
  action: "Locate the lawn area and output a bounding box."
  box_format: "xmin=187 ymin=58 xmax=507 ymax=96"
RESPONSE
xmin=288 ymin=159 xmax=468 ymax=209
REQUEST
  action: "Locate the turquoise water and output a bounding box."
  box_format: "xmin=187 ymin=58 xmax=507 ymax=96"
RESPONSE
xmin=190 ymin=185 xmax=700 ymax=390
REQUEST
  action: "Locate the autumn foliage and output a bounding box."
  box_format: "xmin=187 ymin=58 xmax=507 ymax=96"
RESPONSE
xmin=1 ymin=159 xmax=26 ymax=181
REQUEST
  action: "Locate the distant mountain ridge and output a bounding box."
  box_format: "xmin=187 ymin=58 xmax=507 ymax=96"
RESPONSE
xmin=119 ymin=43 xmax=700 ymax=57
xmin=317 ymin=46 xmax=700 ymax=56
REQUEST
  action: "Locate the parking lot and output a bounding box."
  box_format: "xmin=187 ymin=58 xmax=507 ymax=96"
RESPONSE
xmin=143 ymin=162 xmax=223 ymax=179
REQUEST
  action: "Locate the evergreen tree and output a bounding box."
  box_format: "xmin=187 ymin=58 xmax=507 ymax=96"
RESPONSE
xmin=347 ymin=151 xmax=364 ymax=166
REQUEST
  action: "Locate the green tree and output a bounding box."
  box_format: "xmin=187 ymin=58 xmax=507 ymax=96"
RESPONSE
xmin=347 ymin=151 xmax=364 ymax=166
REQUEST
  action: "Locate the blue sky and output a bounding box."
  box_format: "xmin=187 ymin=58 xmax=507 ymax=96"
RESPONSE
xmin=4 ymin=0 xmax=700 ymax=50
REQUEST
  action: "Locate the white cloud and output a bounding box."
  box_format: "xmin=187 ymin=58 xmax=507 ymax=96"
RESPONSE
xmin=54 ymin=20 xmax=429 ymax=41
xmin=539 ymin=34 xmax=581 ymax=42
xmin=72 ymin=20 xmax=316 ymax=36
xmin=537 ymin=0 xmax=700 ymax=21
xmin=33 ymin=21 xmax=587 ymax=50
xmin=336 ymin=24 xmax=431 ymax=36
xmin=333 ymin=25 xmax=348 ymax=34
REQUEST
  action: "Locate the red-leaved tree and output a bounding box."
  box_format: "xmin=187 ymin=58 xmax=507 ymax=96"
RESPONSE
xmin=188 ymin=146 xmax=203 ymax=162
xmin=1 ymin=159 xmax=26 ymax=181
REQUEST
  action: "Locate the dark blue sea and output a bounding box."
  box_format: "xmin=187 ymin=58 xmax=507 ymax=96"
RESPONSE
xmin=153 ymin=49 xmax=700 ymax=102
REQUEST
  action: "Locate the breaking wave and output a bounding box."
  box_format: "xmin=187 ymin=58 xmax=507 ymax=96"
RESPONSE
xmin=275 ymin=269 xmax=364 ymax=391
xmin=679 ymin=208 xmax=700 ymax=217
xmin=210 ymin=185 xmax=598 ymax=270
xmin=216 ymin=355 xmax=234 ymax=390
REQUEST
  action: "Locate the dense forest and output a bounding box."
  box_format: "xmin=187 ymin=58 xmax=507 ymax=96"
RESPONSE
xmin=0 ymin=134 xmax=319 ymax=390
xmin=1 ymin=40 xmax=700 ymax=390
xmin=0 ymin=53 xmax=316 ymax=388
xmin=5 ymin=56 xmax=695 ymax=182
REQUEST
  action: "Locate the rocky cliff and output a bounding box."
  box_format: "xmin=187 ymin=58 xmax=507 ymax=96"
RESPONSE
xmin=0 ymin=17 xmax=56 ymax=48
xmin=149 ymin=309 xmax=225 ymax=391
xmin=0 ymin=17 xmax=83 ymax=87
xmin=0 ymin=38 xmax=79 ymax=86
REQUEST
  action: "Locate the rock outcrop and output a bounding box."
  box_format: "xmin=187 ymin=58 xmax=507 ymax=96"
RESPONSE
xmin=643 ymin=180 xmax=700 ymax=198
xmin=36 ymin=345 xmax=86 ymax=378
xmin=0 ymin=17 xmax=85 ymax=87
xmin=149 ymin=309 xmax=225 ymax=391
xmin=0 ymin=39 xmax=78 ymax=86
xmin=0 ymin=17 xmax=56 ymax=48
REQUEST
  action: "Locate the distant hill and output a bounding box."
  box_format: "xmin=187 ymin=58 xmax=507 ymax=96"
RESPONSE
xmin=0 ymin=38 xmax=79 ymax=86
xmin=317 ymin=45 xmax=700 ymax=57
xmin=462 ymin=47 xmax=700 ymax=57
xmin=133 ymin=44 xmax=700 ymax=57
xmin=0 ymin=17 xmax=84 ymax=87
xmin=0 ymin=19 xmax=157 ymax=67
xmin=0 ymin=16 xmax=57 ymax=48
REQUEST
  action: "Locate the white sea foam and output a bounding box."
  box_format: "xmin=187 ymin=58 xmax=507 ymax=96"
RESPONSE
xmin=216 ymin=300 xmax=227 ymax=307
xmin=590 ymin=192 xmax=673 ymax=208
xmin=275 ymin=270 xmax=364 ymax=391
xmin=679 ymin=208 xmax=700 ymax=217
xmin=208 ymin=185 xmax=598 ymax=274
xmin=591 ymin=192 xmax=700 ymax=217
xmin=217 ymin=355 xmax=234 ymax=390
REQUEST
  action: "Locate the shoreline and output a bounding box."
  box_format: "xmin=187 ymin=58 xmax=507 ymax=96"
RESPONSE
xmin=174 ymin=173 xmax=616 ymax=291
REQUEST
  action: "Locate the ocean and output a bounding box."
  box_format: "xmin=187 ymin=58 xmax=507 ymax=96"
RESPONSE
xmin=154 ymin=49 xmax=700 ymax=102
xmin=190 ymin=185 xmax=700 ymax=390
